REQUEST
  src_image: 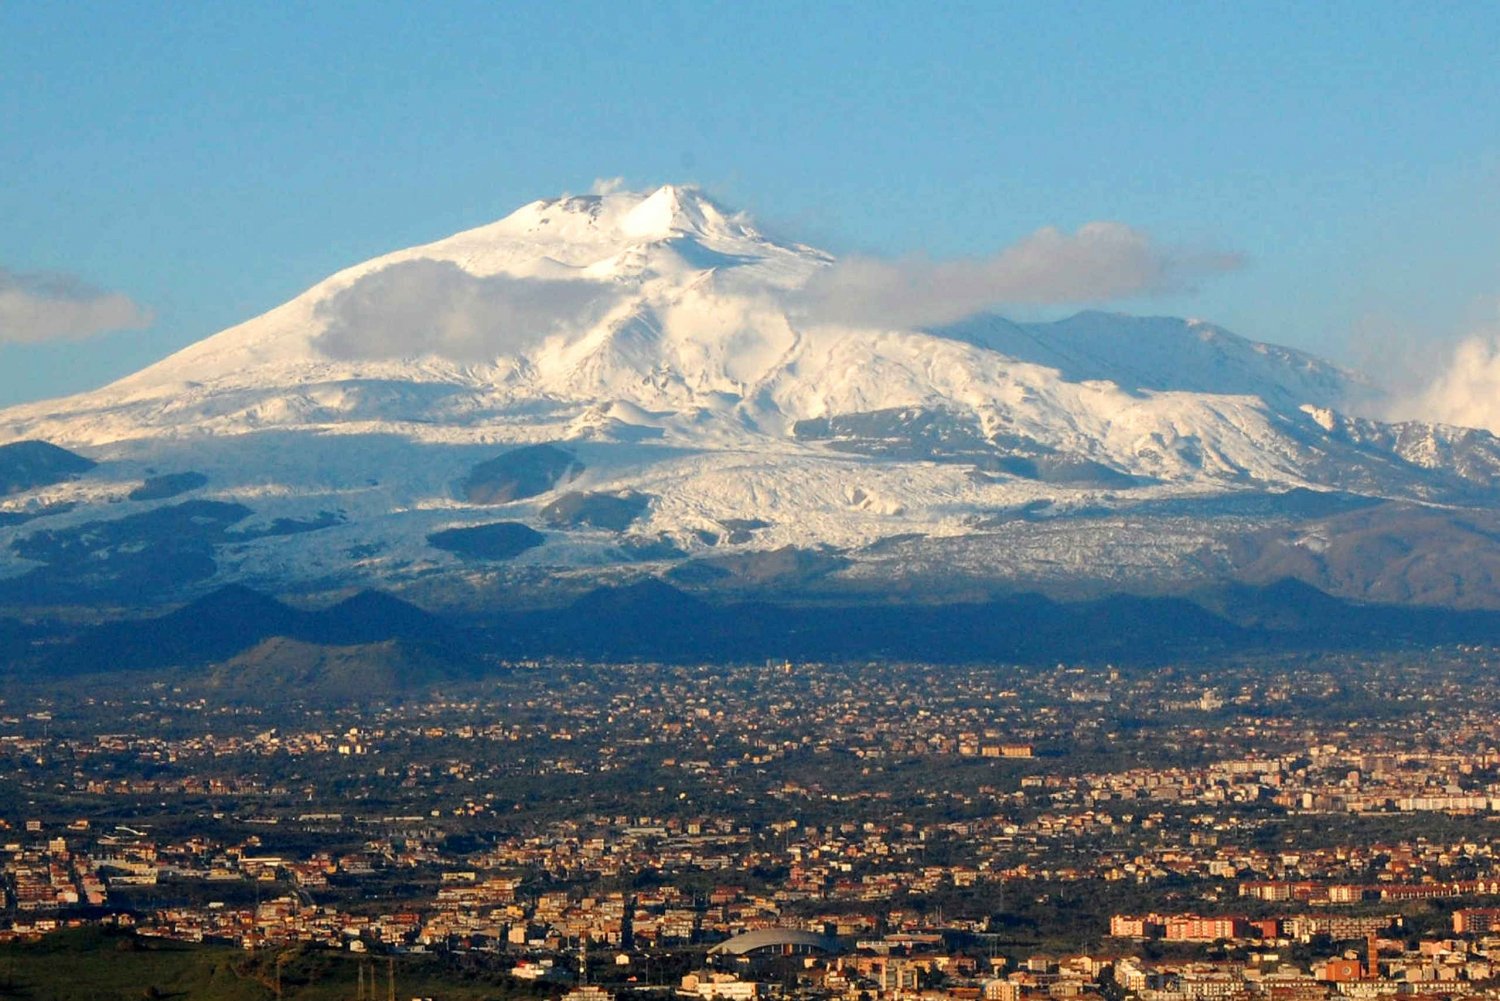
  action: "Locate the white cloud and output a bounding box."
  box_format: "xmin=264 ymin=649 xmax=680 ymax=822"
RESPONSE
xmin=313 ymin=259 xmax=619 ymax=362
xmin=789 ymin=222 xmax=1243 ymax=329
xmin=1393 ymin=309 xmax=1500 ymax=434
xmin=0 ymin=267 xmax=153 ymax=344
xmin=590 ymin=176 xmax=627 ymax=195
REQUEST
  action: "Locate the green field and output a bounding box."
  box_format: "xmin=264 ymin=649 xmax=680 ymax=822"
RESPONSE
xmin=0 ymin=928 xmax=539 ymax=1001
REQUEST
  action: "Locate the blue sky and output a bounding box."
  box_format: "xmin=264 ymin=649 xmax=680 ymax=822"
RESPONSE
xmin=2 ymin=1 xmax=1497 ymax=406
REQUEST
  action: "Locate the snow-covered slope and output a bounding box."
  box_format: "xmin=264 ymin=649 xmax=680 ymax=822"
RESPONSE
xmin=1 ymin=184 xmax=1496 ymax=607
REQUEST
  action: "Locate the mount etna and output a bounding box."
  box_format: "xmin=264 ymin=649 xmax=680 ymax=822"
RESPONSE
xmin=4 ymin=185 xmax=1500 ymax=670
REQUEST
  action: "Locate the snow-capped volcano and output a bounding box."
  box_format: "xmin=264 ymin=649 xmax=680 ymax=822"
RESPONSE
xmin=0 ymin=184 xmax=1352 ymax=449
xmin=3 ymin=184 xmax=1499 ymax=610
xmin=70 ymin=185 xmax=817 ymax=401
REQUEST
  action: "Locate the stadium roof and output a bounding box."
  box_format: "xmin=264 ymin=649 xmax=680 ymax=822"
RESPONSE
xmin=708 ymin=928 xmax=841 ymax=956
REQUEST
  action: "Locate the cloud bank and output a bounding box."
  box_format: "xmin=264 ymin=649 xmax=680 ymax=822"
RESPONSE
xmin=309 ymin=222 xmax=1241 ymax=364
xmin=0 ymin=267 xmax=153 ymax=344
xmin=790 ymin=222 xmax=1243 ymax=329
xmin=1393 ymin=311 xmax=1500 ymax=435
xmin=314 ymin=259 xmax=618 ymax=363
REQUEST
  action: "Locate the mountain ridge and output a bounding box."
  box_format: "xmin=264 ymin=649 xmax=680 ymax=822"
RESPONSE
xmin=13 ymin=576 xmax=1500 ymax=678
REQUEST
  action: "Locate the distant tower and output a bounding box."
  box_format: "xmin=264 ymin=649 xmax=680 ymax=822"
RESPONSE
xmin=580 ymin=935 xmax=589 ymax=985
xmin=1366 ymin=931 xmax=1378 ymax=978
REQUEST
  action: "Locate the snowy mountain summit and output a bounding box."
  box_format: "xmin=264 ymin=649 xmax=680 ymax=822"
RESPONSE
xmin=4 ymin=184 xmax=1500 ymax=609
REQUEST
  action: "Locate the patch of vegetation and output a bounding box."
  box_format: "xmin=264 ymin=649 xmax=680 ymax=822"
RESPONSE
xmin=0 ymin=927 xmax=547 ymax=1000
xmin=128 ymin=472 xmax=209 ymax=502
xmin=540 ymin=490 xmax=650 ymax=531
xmin=0 ymin=440 xmax=95 ymax=497
xmin=457 ymin=444 xmax=581 ymax=504
xmin=428 ymin=522 xmax=546 ymax=561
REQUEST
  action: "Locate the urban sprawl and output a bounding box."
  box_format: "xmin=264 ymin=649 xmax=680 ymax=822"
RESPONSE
xmin=5 ymin=652 xmax=1500 ymax=1000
